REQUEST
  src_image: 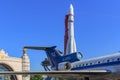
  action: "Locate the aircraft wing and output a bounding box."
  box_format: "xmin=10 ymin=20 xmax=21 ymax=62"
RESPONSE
xmin=0 ymin=70 xmax=112 ymax=80
xmin=0 ymin=70 xmax=111 ymax=77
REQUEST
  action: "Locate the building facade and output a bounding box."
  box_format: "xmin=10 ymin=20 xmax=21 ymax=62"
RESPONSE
xmin=0 ymin=49 xmax=30 ymax=80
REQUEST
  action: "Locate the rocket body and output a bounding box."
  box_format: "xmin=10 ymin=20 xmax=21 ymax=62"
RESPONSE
xmin=65 ymin=4 xmax=77 ymax=54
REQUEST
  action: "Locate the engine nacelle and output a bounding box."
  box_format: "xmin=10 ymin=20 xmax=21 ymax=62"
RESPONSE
xmin=58 ymin=62 xmax=71 ymax=71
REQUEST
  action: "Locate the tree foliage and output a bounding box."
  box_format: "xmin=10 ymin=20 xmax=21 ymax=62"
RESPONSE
xmin=30 ymin=75 xmax=44 ymax=80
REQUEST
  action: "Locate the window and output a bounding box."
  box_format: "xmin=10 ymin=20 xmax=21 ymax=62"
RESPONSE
xmin=76 ymin=65 xmax=79 ymax=67
xmin=79 ymin=64 xmax=81 ymax=67
xmin=98 ymin=61 xmax=100 ymax=64
xmin=90 ymin=63 xmax=92 ymax=65
xmin=112 ymin=59 xmax=114 ymax=62
xmin=73 ymin=65 xmax=75 ymax=68
xmin=86 ymin=63 xmax=88 ymax=66
xmin=0 ymin=64 xmax=16 ymax=80
xmin=107 ymin=60 xmax=109 ymax=62
xmin=117 ymin=58 xmax=120 ymax=61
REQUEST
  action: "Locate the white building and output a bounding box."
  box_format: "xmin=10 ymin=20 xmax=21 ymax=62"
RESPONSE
xmin=0 ymin=49 xmax=30 ymax=80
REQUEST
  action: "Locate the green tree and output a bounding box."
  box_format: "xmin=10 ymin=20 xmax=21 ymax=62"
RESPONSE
xmin=30 ymin=75 xmax=44 ymax=80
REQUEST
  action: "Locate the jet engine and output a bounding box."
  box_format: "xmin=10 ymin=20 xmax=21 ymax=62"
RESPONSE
xmin=58 ymin=62 xmax=71 ymax=71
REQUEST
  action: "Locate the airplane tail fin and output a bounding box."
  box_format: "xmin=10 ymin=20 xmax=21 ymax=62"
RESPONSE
xmin=24 ymin=46 xmax=62 ymax=67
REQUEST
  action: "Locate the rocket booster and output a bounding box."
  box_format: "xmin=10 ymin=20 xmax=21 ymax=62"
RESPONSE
xmin=64 ymin=4 xmax=77 ymax=55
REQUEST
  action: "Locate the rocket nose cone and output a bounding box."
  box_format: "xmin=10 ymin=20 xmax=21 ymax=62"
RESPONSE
xmin=70 ymin=4 xmax=73 ymax=9
xmin=69 ymin=4 xmax=74 ymax=14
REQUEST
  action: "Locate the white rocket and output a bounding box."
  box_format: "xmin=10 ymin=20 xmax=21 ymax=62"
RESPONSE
xmin=64 ymin=4 xmax=77 ymax=55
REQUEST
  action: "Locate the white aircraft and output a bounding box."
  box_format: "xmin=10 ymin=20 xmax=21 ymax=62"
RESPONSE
xmin=1 ymin=46 xmax=120 ymax=80
xmin=0 ymin=4 xmax=120 ymax=80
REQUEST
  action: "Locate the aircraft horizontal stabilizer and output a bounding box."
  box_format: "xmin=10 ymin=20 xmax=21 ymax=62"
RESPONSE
xmin=24 ymin=46 xmax=56 ymax=50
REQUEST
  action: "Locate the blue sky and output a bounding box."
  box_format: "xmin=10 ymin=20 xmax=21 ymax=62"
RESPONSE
xmin=0 ymin=0 xmax=120 ymax=71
